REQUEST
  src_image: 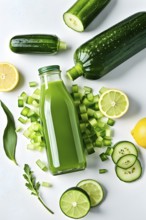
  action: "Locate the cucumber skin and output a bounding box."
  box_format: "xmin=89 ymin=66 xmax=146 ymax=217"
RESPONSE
xmin=115 ymin=159 xmax=142 ymax=182
xmin=63 ymin=0 xmax=110 ymax=31
xmin=10 ymin=34 xmax=60 ymax=54
xmin=73 ymin=12 xmax=146 ymax=79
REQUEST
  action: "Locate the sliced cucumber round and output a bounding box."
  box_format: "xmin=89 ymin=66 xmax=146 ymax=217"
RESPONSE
xmin=115 ymin=159 xmax=142 ymax=182
xmin=59 ymin=187 xmax=91 ymax=219
xmin=116 ymin=154 xmax=137 ymax=169
xmin=112 ymin=141 xmax=138 ymax=164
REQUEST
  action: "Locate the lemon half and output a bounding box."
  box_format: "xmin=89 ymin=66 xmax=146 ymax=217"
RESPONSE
xmin=0 ymin=62 xmax=19 ymax=92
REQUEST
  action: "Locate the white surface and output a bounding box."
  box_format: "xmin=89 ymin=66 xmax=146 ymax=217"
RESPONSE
xmin=0 ymin=0 xmax=146 ymax=219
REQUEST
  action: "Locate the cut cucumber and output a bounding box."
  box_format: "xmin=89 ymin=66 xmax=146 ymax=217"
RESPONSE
xmin=112 ymin=141 xmax=138 ymax=164
xmin=115 ymin=159 xmax=142 ymax=182
xmin=116 ymin=154 xmax=137 ymax=169
xmin=63 ymin=0 xmax=110 ymax=32
xmin=77 ymin=179 xmax=104 ymax=207
xmin=59 ymin=187 xmax=91 ymax=219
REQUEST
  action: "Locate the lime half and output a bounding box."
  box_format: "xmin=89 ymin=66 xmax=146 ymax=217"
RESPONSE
xmin=98 ymin=89 xmax=129 ymax=119
xmin=59 ymin=187 xmax=91 ymax=219
xmin=77 ymin=179 xmax=104 ymax=207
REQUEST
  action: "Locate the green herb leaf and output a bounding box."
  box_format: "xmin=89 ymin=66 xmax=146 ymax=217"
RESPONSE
xmin=23 ymin=164 xmax=54 ymax=214
xmin=0 ymin=100 xmax=17 ymax=164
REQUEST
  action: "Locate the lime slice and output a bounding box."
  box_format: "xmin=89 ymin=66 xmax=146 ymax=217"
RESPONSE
xmin=77 ymin=179 xmax=104 ymax=207
xmin=59 ymin=187 xmax=91 ymax=219
xmin=98 ymin=89 xmax=129 ymax=118
xmin=0 ymin=62 xmax=19 ymax=92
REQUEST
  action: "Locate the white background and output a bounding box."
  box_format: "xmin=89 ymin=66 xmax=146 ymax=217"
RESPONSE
xmin=0 ymin=0 xmax=146 ymax=219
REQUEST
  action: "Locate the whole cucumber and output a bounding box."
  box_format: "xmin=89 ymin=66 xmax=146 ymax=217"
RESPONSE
xmin=9 ymin=34 xmax=67 ymax=54
xmin=63 ymin=0 xmax=111 ymax=32
xmin=67 ymin=12 xmax=146 ymax=80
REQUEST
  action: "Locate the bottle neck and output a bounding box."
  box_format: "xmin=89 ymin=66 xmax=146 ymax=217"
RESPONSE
xmin=40 ymin=71 xmax=62 ymax=86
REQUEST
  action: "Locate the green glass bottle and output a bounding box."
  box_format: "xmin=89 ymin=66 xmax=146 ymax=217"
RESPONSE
xmin=39 ymin=65 xmax=86 ymax=175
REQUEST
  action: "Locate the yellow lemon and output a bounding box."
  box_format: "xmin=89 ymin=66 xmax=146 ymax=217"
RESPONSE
xmin=131 ymin=118 xmax=146 ymax=148
xmin=0 ymin=62 xmax=19 ymax=92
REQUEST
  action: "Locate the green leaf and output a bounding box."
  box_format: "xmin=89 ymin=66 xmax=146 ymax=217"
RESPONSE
xmin=0 ymin=100 xmax=17 ymax=164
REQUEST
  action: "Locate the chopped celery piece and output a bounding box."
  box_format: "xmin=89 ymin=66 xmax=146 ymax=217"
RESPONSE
xmin=18 ymin=97 xmax=24 ymax=107
xmin=105 ymin=147 xmax=113 ymax=156
xmin=87 ymin=92 xmax=94 ymax=101
xmin=21 ymin=106 xmax=30 ymax=117
xmin=79 ymin=104 xmax=86 ymax=114
xmin=72 ymin=84 xmax=79 ymax=93
xmin=85 ymin=142 xmax=95 ymax=155
xmin=26 ymin=96 xmax=35 ymax=105
xmin=93 ymin=94 xmax=100 ymax=103
xmin=83 ymin=97 xmax=94 ymax=107
xmin=94 ymin=111 xmax=103 ymax=119
xmin=84 ymin=86 xmax=92 ymax=93
xmin=93 ymin=103 xmax=99 ymax=110
xmin=107 ymin=118 xmax=115 ymax=126
xmin=103 ymin=139 xmax=112 ymax=146
xmin=87 ymin=108 xmax=95 ymax=117
xmin=94 ymin=140 xmax=103 ymax=148
xmin=42 ymin=182 xmax=52 ymax=187
xmin=99 ymin=152 xmax=108 ymax=161
xmin=105 ymin=128 xmax=112 ymax=137
xmin=80 ymin=113 xmax=88 ymax=122
xmin=31 ymin=89 xmax=40 ymax=100
xmin=18 ymin=117 xmax=28 ymax=124
xmin=89 ymin=118 xmax=97 ymax=128
xmin=99 ymin=169 xmax=108 ymax=174
xmin=20 ymin=91 xmax=27 ymax=100
xmin=27 ymin=143 xmax=44 ymax=151
xmin=32 ymin=100 xmax=39 ymax=107
xmin=36 ymin=159 xmax=48 ymax=171
xmin=99 ymin=87 xmax=109 ymax=94
xmin=73 ymin=92 xmax=80 ymax=100
xmin=29 ymin=81 xmax=38 ymax=87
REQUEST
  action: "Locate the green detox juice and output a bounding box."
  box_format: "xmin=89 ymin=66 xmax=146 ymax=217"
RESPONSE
xmin=39 ymin=65 xmax=86 ymax=175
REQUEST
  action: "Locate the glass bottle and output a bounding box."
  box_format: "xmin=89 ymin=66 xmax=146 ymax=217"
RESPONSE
xmin=39 ymin=65 xmax=86 ymax=175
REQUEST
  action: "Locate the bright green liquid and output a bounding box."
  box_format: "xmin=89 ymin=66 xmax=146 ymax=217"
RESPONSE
xmin=40 ymin=80 xmax=86 ymax=175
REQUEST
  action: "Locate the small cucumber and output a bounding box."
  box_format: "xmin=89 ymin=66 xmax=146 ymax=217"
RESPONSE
xmin=9 ymin=34 xmax=67 ymax=54
xmin=63 ymin=0 xmax=110 ymax=32
xmin=66 ymin=12 xmax=146 ymax=80
xmin=116 ymin=154 xmax=137 ymax=169
xmin=112 ymin=141 xmax=138 ymax=164
xmin=116 ymin=159 xmax=142 ymax=182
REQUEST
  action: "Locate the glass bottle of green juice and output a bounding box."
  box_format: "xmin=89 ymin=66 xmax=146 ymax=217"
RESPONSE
xmin=38 ymin=65 xmax=86 ymax=175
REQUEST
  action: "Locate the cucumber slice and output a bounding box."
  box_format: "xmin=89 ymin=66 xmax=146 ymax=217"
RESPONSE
xmin=115 ymin=159 xmax=142 ymax=182
xmin=112 ymin=141 xmax=138 ymax=164
xmin=59 ymin=187 xmax=91 ymax=219
xmin=63 ymin=0 xmax=110 ymax=32
xmin=77 ymin=179 xmax=104 ymax=207
xmin=116 ymin=154 xmax=137 ymax=169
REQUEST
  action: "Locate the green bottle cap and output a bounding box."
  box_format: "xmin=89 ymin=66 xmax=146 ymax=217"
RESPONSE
xmin=38 ymin=65 xmax=61 ymax=75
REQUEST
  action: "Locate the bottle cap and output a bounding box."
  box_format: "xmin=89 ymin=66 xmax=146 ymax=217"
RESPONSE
xmin=38 ymin=65 xmax=61 ymax=75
